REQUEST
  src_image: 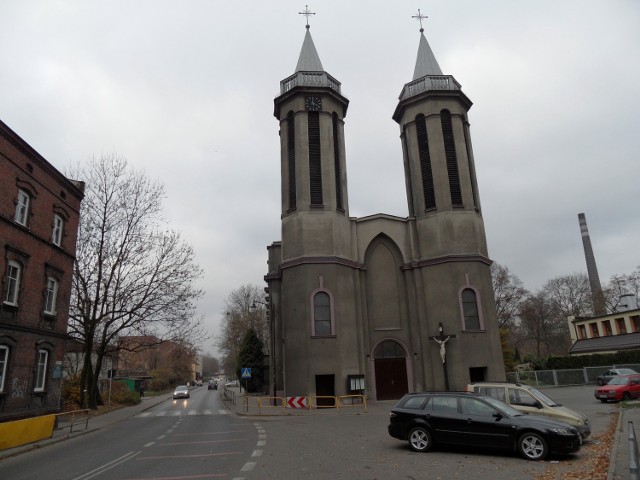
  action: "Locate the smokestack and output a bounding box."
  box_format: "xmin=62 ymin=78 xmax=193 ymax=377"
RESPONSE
xmin=578 ymin=213 xmax=606 ymax=315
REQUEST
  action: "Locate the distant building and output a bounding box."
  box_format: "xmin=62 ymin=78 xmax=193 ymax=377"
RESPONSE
xmin=567 ymin=303 xmax=640 ymax=355
xmin=0 ymin=119 xmax=83 ymax=421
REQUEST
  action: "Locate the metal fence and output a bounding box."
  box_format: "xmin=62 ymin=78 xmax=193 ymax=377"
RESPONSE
xmin=505 ymin=364 xmax=640 ymax=386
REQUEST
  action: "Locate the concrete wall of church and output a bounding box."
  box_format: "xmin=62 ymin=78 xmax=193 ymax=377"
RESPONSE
xmin=413 ymin=260 xmax=505 ymax=390
xmin=278 ymin=262 xmax=365 ymax=397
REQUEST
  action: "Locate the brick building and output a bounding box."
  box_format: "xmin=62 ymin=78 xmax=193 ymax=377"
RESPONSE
xmin=0 ymin=119 xmax=83 ymax=421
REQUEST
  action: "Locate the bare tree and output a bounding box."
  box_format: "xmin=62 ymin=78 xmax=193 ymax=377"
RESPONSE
xmin=491 ymin=262 xmax=529 ymax=328
xmin=517 ymin=291 xmax=567 ymax=357
xmin=604 ymin=266 xmax=640 ymax=311
xmin=542 ymin=273 xmax=593 ymax=318
xmin=216 ymin=284 xmax=269 ymax=376
xmin=67 ymin=154 xmax=205 ymax=409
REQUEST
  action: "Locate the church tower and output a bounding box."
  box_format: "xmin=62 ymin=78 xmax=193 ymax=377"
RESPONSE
xmin=265 ymin=11 xmax=504 ymax=403
xmin=391 ymin=16 xmax=503 ymax=387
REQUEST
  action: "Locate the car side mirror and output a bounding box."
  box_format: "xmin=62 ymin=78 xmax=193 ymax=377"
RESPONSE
xmin=493 ymin=412 xmax=503 ymax=420
xmin=534 ymin=401 xmax=543 ymax=409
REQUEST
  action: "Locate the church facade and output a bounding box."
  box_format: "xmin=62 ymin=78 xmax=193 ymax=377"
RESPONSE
xmin=264 ymin=23 xmax=505 ymax=402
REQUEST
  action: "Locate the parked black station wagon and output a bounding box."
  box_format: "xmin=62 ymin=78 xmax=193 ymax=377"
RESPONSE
xmin=388 ymin=392 xmax=581 ymax=460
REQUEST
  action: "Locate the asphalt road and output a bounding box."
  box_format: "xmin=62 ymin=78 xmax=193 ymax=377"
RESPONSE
xmin=0 ymin=386 xmax=259 ymax=479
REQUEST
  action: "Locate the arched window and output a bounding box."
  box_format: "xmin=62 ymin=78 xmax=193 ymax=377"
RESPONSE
xmin=461 ymin=288 xmax=481 ymax=330
xmin=3 ymin=261 xmax=21 ymax=306
xmin=440 ymin=109 xmax=463 ymax=206
xmin=313 ymin=291 xmax=332 ymax=336
xmin=14 ymin=189 xmax=30 ymax=226
xmin=287 ymin=111 xmax=297 ymax=211
xmin=34 ymin=349 xmax=49 ymax=392
xmin=44 ymin=277 xmax=58 ymax=315
xmin=0 ymin=345 xmax=8 ymax=392
xmin=52 ymin=214 xmax=64 ymax=246
xmin=416 ymin=114 xmax=436 ymax=210
xmin=374 ymin=340 xmax=406 ymax=359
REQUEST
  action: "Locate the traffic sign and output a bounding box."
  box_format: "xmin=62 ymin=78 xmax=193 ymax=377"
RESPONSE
xmin=286 ymin=396 xmax=309 ymax=408
xmin=241 ymin=367 xmax=252 ymax=379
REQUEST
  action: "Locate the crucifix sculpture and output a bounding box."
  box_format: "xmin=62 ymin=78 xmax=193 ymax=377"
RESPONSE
xmin=430 ymin=322 xmax=456 ymax=391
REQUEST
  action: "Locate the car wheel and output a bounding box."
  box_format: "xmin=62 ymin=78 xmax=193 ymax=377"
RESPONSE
xmin=408 ymin=427 xmax=432 ymax=452
xmin=518 ymin=432 xmax=549 ymax=460
xmin=623 ymin=392 xmax=631 ymax=401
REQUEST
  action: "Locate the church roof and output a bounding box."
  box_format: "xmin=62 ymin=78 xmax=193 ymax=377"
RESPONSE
xmin=412 ymin=30 xmax=443 ymax=79
xmin=295 ymin=26 xmax=324 ymax=72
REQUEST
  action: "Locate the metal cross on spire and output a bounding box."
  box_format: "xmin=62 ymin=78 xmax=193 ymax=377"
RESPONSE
xmin=299 ymin=5 xmax=316 ymax=29
xmin=412 ymin=8 xmax=428 ymax=33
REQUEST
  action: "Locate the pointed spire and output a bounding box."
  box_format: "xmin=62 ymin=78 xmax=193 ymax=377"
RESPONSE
xmin=412 ymin=13 xmax=443 ymax=79
xmin=295 ymin=26 xmax=324 ymax=72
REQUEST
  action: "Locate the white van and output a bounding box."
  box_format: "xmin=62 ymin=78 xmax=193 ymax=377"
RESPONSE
xmin=466 ymin=381 xmax=591 ymax=439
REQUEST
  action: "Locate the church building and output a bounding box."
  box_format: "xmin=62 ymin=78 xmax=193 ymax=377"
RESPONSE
xmin=264 ymin=15 xmax=505 ymax=402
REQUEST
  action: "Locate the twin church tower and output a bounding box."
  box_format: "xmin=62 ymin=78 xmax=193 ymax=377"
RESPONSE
xmin=264 ymin=13 xmax=505 ymax=401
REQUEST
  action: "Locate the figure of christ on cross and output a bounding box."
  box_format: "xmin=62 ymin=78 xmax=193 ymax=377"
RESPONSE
xmin=429 ymin=323 xmax=456 ymax=391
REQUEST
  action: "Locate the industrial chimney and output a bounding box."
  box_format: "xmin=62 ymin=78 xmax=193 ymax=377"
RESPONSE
xmin=578 ymin=213 xmax=606 ymax=315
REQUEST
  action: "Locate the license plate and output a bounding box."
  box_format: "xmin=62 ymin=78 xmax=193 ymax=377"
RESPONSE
xmin=598 ymin=394 xmax=608 ymax=398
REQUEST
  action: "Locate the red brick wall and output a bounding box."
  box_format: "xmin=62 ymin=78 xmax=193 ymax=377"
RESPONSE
xmin=0 ymin=119 xmax=83 ymax=421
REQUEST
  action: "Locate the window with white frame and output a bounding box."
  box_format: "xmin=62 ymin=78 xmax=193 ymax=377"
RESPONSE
xmin=14 ymin=190 xmax=30 ymax=226
xmin=3 ymin=261 xmax=21 ymax=306
xmin=52 ymin=215 xmax=64 ymax=246
xmin=0 ymin=346 xmax=8 ymax=392
xmin=34 ymin=349 xmax=48 ymax=392
xmin=44 ymin=277 xmax=58 ymax=315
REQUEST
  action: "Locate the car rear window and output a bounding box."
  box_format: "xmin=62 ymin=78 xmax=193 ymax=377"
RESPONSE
xmin=399 ymin=396 xmax=429 ymax=410
xmin=478 ymin=386 xmax=506 ymax=402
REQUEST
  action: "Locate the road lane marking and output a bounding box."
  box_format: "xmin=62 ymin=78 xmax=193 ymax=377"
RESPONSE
xmin=136 ymin=451 xmax=242 ymax=460
xmin=241 ymin=462 xmax=256 ymax=472
xmin=71 ymin=451 xmax=140 ymax=480
xmin=252 ymin=450 xmax=263 ymax=457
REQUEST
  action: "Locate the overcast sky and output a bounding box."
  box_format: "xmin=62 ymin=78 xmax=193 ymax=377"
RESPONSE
xmin=2 ymin=1 xmax=638 ymax=356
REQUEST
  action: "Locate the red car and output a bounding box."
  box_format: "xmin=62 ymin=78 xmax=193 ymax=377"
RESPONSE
xmin=594 ymin=374 xmax=640 ymax=402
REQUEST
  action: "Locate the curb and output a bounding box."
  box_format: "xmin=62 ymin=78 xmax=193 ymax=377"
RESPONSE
xmin=608 ymin=406 xmax=624 ymax=480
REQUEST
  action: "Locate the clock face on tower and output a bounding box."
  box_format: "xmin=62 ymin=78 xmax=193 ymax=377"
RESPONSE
xmin=305 ymin=96 xmax=322 ymax=111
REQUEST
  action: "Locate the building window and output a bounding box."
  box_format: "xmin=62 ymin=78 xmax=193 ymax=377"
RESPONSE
xmin=44 ymin=277 xmax=58 ymax=315
xmin=440 ymin=110 xmax=463 ymax=206
xmin=0 ymin=346 xmax=8 ymax=392
xmin=14 ymin=190 xmax=30 ymax=226
xmin=632 ymin=316 xmax=640 ymax=332
xmin=52 ymin=215 xmax=64 ymax=246
xmin=308 ymin=111 xmax=323 ymax=206
xmin=313 ymin=291 xmax=332 ymax=336
xmin=616 ymin=318 xmax=627 ymax=334
xmin=332 ymin=113 xmax=343 ymax=211
xmin=461 ymin=288 xmax=481 ymax=330
xmin=603 ymin=320 xmax=612 ymax=336
xmin=34 ymin=349 xmax=48 ymax=392
xmin=590 ymin=323 xmax=599 ymax=337
xmin=416 ymin=114 xmax=436 ymax=210
xmin=287 ymin=111 xmax=297 ymax=211
xmin=3 ymin=261 xmax=21 ymax=306
xmin=577 ymin=324 xmax=587 ymax=339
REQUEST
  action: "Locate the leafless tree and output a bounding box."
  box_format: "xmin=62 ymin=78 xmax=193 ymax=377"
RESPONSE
xmin=604 ymin=266 xmax=640 ymax=311
xmin=542 ymin=273 xmax=593 ymax=318
xmin=517 ymin=291 xmax=567 ymax=357
xmin=67 ymin=154 xmax=205 ymax=409
xmin=491 ymin=262 xmax=529 ymax=328
xmin=216 ymin=284 xmax=269 ymax=375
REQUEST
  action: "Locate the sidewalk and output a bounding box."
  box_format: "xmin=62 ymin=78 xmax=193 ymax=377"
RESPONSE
xmin=610 ymin=402 xmax=640 ymax=480
xmin=0 ymin=392 xmax=173 ymax=461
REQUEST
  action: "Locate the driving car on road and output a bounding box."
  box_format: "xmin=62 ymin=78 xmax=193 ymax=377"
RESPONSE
xmin=596 ymin=368 xmax=638 ymax=385
xmin=388 ymin=391 xmax=581 ymax=460
xmin=466 ymin=381 xmax=591 ymax=439
xmin=208 ymin=380 xmax=218 ymax=390
xmin=595 ymin=374 xmax=640 ymax=402
xmin=173 ymin=385 xmax=190 ymax=399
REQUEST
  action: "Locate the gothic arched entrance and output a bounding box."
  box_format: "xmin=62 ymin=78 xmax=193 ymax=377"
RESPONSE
xmin=373 ymin=340 xmax=409 ymax=400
